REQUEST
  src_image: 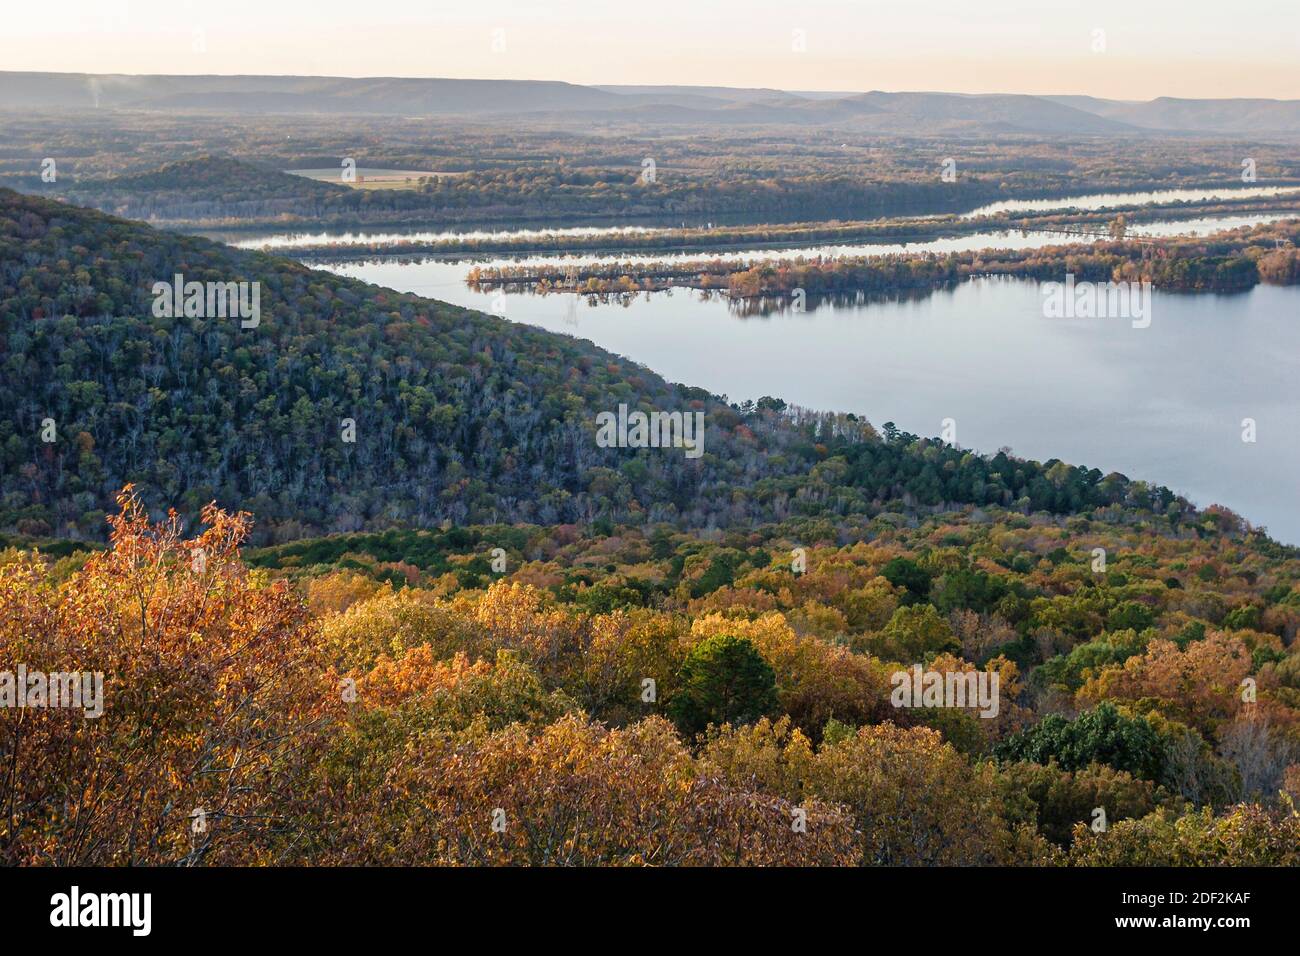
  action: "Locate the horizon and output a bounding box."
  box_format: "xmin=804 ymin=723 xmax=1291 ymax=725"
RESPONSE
xmin=4 ymin=67 xmax=1298 ymax=104
xmin=3 ymin=0 xmax=1297 ymax=100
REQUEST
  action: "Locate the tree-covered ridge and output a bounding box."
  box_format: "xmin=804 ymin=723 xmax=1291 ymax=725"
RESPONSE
xmin=55 ymin=153 xmax=1009 ymax=226
xmin=241 ymin=500 xmax=1291 ymax=599
xmin=5 ymin=494 xmax=1297 ymax=865
xmin=468 ymin=219 xmax=1300 ymax=298
xmin=64 ymin=156 xmax=350 ymax=221
xmin=1 ymin=190 xmax=1193 ymax=541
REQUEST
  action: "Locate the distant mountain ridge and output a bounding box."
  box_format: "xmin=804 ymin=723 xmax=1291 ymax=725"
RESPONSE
xmin=0 ymin=72 xmax=624 ymax=115
xmin=3 ymin=71 xmax=1298 ymax=135
xmin=1041 ymin=95 xmax=1300 ymax=135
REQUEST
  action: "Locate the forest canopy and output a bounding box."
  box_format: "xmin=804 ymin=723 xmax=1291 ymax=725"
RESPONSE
xmin=3 ymin=489 xmax=1297 ymax=865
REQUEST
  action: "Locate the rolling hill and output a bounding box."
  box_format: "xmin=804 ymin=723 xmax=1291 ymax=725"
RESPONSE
xmin=0 ymin=72 xmax=624 ymax=115
xmin=4 ymin=71 xmax=1296 ymax=134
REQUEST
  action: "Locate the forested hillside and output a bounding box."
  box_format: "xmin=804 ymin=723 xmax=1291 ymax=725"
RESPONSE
xmin=64 ymin=156 xmax=351 ymax=223
xmin=3 ymin=490 xmax=1297 ymax=865
xmin=0 ymin=190 xmax=1189 ymax=542
xmin=59 ymin=155 xmax=1016 ymax=229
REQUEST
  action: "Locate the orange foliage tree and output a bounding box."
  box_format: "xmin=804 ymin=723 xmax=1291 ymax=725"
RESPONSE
xmin=0 ymin=487 xmax=328 ymax=865
xmin=318 ymin=713 xmax=857 ymax=865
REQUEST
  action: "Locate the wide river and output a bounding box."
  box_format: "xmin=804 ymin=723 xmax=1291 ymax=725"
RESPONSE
xmin=227 ymin=185 xmax=1300 ymax=250
xmin=245 ymin=196 xmax=1300 ymax=544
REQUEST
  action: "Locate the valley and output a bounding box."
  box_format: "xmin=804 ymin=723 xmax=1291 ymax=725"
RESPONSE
xmin=3 ymin=52 xmax=1300 ymax=881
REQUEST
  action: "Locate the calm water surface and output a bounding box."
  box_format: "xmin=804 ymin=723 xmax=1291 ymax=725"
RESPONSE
xmin=227 ymin=185 xmax=1299 ymax=249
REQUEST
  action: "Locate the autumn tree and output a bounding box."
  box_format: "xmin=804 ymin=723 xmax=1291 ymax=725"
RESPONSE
xmin=0 ymin=487 xmax=328 ymax=865
xmin=321 ymin=715 xmax=856 ymax=866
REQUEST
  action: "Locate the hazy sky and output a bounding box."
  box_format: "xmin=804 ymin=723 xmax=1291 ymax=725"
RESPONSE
xmin=3 ymin=0 xmax=1297 ymax=99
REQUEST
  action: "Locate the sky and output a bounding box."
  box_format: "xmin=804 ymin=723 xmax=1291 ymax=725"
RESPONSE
xmin=1 ymin=0 xmax=1297 ymax=100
